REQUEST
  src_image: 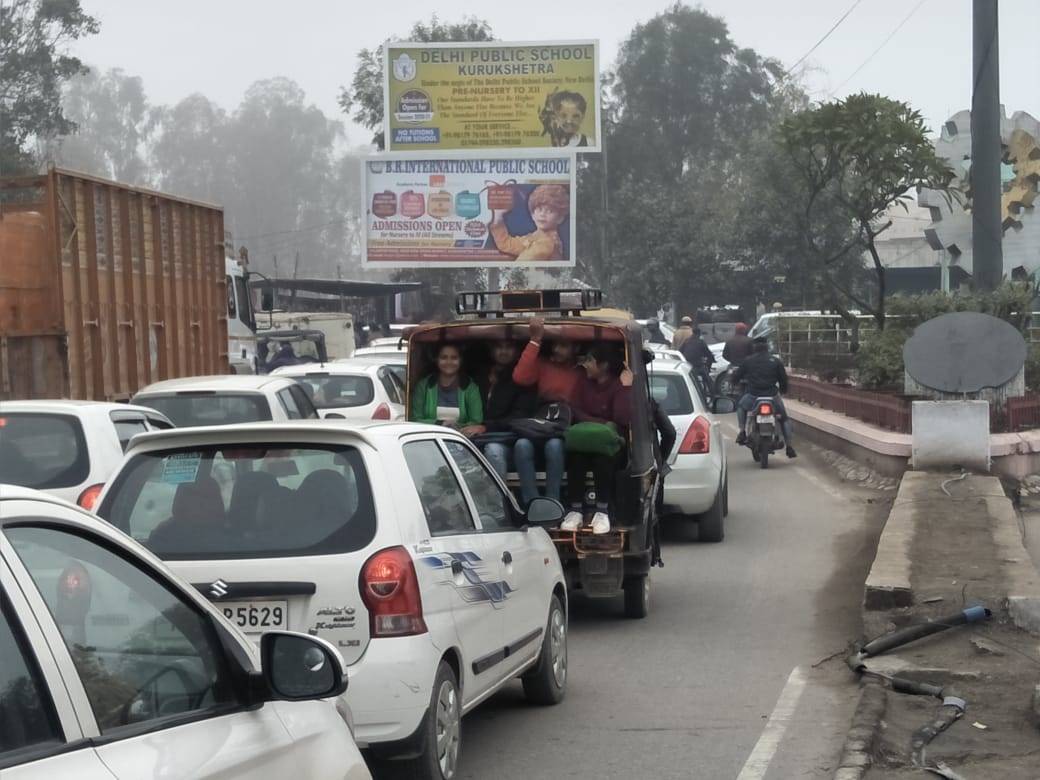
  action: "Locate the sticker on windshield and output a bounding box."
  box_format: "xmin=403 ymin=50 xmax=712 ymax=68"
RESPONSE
xmin=161 ymin=453 xmax=202 ymax=484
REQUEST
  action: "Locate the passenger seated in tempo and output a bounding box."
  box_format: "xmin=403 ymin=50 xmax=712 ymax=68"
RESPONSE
xmin=410 ymin=343 xmax=484 ymax=432
xmin=561 ymin=344 xmax=634 ymax=535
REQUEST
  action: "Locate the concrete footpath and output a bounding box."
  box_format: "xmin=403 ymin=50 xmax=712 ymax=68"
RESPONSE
xmin=835 ymin=472 xmax=1040 ymax=779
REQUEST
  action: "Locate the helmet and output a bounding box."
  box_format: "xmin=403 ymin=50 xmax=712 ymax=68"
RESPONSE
xmin=681 ymin=316 xmax=693 ymax=325
xmin=735 ymin=323 xmax=749 ymax=336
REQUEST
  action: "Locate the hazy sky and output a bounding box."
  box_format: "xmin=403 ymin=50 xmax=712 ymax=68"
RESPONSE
xmin=73 ymin=0 xmax=1039 ymax=143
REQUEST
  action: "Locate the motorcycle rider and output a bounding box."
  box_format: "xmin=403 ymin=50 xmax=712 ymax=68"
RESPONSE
xmin=644 ymin=317 xmax=669 ymax=346
xmin=671 ymin=316 xmax=695 ymax=350
xmin=679 ymin=325 xmax=715 ymax=393
xmin=722 ymin=322 xmax=753 ymax=365
xmin=732 ymin=337 xmax=796 ymax=458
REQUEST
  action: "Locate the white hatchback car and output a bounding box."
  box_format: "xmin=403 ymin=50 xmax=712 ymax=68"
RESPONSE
xmin=271 ymin=362 xmax=405 ymax=421
xmin=0 ymin=400 xmax=174 ymax=510
xmin=132 ymin=375 xmax=320 ymax=426
xmin=648 ymin=358 xmax=730 ymax=542
xmin=0 ymin=486 xmax=369 ymax=780
xmin=95 ymin=421 xmax=569 ymax=780
xmin=346 ymin=349 xmax=408 ymax=387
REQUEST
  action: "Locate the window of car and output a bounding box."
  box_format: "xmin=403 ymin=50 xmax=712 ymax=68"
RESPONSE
xmin=687 ymin=368 xmax=711 ymax=408
xmin=225 ymin=274 xmax=236 ymax=318
xmin=403 ymin=440 xmax=475 ymax=536
xmin=99 ymin=444 xmax=376 ymax=559
xmin=649 ymin=374 xmax=695 ymax=416
xmin=289 ymin=375 xmax=372 ymax=410
xmin=135 ymin=393 xmax=272 ymax=427
xmin=377 ymin=369 xmax=403 ymax=405
xmin=288 ymin=385 xmax=319 ymax=419
xmin=146 ymin=416 xmax=175 ymax=431
xmin=443 ymin=441 xmax=513 ymax=532
xmin=0 ymin=592 xmax=64 ymax=764
xmin=0 ymin=412 xmax=90 ymax=489
xmin=5 ymin=526 xmax=241 ymax=735
xmin=110 ymin=415 xmax=150 ymax=452
xmin=277 ymin=388 xmax=303 ymax=420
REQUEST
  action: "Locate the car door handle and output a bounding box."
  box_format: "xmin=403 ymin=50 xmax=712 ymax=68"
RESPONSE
xmin=451 ymin=560 xmax=464 ymax=575
xmin=502 ymin=551 xmax=513 ymax=565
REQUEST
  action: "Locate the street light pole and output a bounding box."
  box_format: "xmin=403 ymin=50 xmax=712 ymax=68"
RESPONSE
xmin=971 ymin=0 xmax=1003 ymax=291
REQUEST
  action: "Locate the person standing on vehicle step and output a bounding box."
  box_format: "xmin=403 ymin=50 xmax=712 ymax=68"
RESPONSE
xmin=732 ymin=337 xmax=796 ymax=458
xmin=672 ymin=316 xmax=695 ymax=350
xmin=722 ymin=322 xmax=753 ymax=366
xmin=513 ymin=316 xmax=583 ymax=403
xmin=561 ymin=345 xmax=633 ymax=535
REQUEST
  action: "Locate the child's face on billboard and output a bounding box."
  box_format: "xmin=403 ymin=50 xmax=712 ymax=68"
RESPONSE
xmin=554 ymin=100 xmax=584 ymax=136
xmin=532 ymin=204 xmax=565 ymax=231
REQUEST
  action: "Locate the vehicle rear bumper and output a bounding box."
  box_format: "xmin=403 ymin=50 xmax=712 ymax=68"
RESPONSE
xmin=346 ymin=635 xmax=440 ymax=748
xmin=663 ymin=455 xmax=722 ymax=516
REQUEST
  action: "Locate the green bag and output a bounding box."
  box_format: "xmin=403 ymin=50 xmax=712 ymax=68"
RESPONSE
xmin=565 ymin=422 xmax=624 ymax=456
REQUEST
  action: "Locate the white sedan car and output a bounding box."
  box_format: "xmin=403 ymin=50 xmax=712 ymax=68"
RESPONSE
xmin=272 ymin=361 xmax=405 ymax=421
xmin=648 ymin=358 xmax=730 ymax=542
xmin=0 ymin=400 xmax=173 ymax=510
xmin=0 ymin=486 xmax=369 ymax=780
xmin=96 ymin=421 xmax=569 ymax=780
xmin=132 ymin=375 xmax=319 ymax=426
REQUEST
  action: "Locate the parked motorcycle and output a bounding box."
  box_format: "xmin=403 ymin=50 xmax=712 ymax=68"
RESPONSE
xmin=745 ymin=396 xmax=786 ymax=469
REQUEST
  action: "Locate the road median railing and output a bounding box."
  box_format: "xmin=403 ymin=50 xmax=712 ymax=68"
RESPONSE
xmin=787 ymin=376 xmax=913 ymax=433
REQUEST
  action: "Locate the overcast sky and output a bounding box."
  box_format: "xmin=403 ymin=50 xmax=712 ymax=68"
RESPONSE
xmin=73 ymin=0 xmax=1039 ymax=144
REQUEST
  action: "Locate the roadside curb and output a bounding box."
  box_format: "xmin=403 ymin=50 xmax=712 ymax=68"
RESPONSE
xmin=833 ymin=678 xmax=886 ymax=779
xmin=863 ymin=474 xmax=922 ymax=610
xmin=985 ymin=494 xmax=1040 ymax=634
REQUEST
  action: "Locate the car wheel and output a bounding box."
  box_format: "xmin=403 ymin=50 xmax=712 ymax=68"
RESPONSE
xmin=623 ymin=575 xmax=650 ymax=619
xmin=722 ymin=473 xmax=729 ymax=517
xmin=522 ymin=595 xmax=568 ymax=705
xmin=388 ymin=661 xmax=461 ymax=780
xmin=697 ymin=483 xmax=725 ymax=543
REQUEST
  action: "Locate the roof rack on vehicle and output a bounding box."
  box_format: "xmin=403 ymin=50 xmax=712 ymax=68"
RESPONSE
xmin=455 ymin=288 xmax=603 ymax=319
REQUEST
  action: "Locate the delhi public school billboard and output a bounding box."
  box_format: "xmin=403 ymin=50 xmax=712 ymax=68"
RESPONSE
xmin=361 ymin=152 xmax=576 ymax=269
xmin=384 ymin=40 xmax=600 ymax=152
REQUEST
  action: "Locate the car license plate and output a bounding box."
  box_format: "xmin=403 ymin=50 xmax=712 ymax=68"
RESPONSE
xmin=220 ymin=600 xmax=287 ymax=633
xmin=757 ymin=415 xmax=775 ymax=424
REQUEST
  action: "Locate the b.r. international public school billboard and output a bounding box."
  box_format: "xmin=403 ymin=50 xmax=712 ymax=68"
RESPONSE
xmin=361 ymin=152 xmax=576 ymax=268
xmin=384 ymin=40 xmax=600 ymax=152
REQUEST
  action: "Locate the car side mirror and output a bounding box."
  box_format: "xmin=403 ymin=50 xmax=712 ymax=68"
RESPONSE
xmin=260 ymin=631 xmax=347 ymax=701
xmin=526 ymin=496 xmax=565 ymax=526
xmin=712 ymin=397 xmax=736 ymax=414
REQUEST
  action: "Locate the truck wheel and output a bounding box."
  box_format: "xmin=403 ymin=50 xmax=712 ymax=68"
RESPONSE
xmin=697 ymin=483 xmax=725 ymax=543
xmin=522 ymin=595 xmax=568 ymax=705
xmin=623 ymin=575 xmax=650 ymax=619
xmin=386 ymin=661 xmax=461 ymax=780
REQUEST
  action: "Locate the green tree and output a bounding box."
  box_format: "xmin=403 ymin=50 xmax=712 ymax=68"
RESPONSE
xmin=780 ymin=94 xmax=956 ymax=330
xmin=47 ymin=67 xmax=155 ymax=182
xmin=150 ymin=93 xmax=230 ymax=201
xmin=0 ymin=0 xmax=98 ymax=174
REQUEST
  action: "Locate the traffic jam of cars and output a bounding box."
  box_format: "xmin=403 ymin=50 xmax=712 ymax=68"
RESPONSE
xmin=0 ymin=290 xmax=735 ymax=780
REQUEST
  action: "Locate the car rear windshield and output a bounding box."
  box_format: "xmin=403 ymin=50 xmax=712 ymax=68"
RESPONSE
xmin=290 ymin=374 xmax=375 ymax=409
xmin=0 ymin=413 xmax=90 ymax=489
xmin=99 ymin=444 xmax=376 ymax=559
xmin=649 ymin=374 xmax=694 ymax=415
xmin=135 ymin=393 xmax=272 ymax=427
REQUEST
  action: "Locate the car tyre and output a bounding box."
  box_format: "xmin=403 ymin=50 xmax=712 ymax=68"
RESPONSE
xmin=623 ymin=575 xmax=650 ymax=619
xmin=522 ymin=595 xmax=568 ymax=705
xmin=721 ymin=473 xmax=729 ymax=517
xmin=697 ymin=482 xmax=725 ymax=543
xmin=387 ymin=660 xmax=461 ymax=780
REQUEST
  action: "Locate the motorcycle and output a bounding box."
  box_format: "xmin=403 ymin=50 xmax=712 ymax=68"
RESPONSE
xmin=745 ymin=396 xmax=786 ymax=469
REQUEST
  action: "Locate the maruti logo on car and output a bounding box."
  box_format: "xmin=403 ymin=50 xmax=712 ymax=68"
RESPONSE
xmin=210 ymin=579 xmax=229 ymax=599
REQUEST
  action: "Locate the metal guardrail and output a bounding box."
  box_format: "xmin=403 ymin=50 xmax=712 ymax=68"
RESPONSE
xmin=1007 ymin=395 xmax=1040 ymax=431
xmin=787 ymin=376 xmax=913 ymax=433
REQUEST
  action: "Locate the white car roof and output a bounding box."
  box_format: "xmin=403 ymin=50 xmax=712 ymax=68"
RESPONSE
xmin=121 ymin=419 xmax=448 ymax=455
xmin=0 ymin=399 xmax=168 ymax=415
xmin=337 ymin=353 xmax=406 ymax=365
xmin=649 ymin=358 xmax=692 ymax=373
xmin=134 ymin=375 xmax=293 ymax=395
xmin=0 ymin=484 xmax=84 ymax=509
xmin=271 ymin=363 xmax=383 ymax=378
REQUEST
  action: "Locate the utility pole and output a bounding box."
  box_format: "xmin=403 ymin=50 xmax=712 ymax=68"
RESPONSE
xmin=971 ymin=0 xmax=1003 ymax=291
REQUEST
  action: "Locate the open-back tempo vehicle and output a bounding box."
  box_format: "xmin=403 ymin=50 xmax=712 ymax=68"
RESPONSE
xmin=406 ymin=290 xmax=663 ymax=618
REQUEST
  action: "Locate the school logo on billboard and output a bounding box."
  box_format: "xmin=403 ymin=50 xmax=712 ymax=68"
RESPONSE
xmin=392 ymin=53 xmax=417 ymax=83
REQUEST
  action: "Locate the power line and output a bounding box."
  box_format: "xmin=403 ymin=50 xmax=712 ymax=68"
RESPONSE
xmin=830 ymin=0 xmax=929 ymax=96
xmin=785 ymin=0 xmax=865 ymax=76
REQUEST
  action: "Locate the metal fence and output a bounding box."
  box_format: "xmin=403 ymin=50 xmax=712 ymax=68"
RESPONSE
xmin=787 ymin=376 xmax=913 ymax=433
xmin=1007 ymin=395 xmax=1040 ymax=431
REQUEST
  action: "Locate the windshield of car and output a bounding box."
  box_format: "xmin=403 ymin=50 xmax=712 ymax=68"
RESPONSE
xmin=648 ymin=374 xmax=695 ymax=415
xmin=134 ymin=393 xmax=272 ymax=427
xmin=0 ymin=413 xmax=90 ymax=489
xmin=287 ymin=374 xmax=375 ymax=409
xmin=99 ymin=444 xmax=376 ymax=559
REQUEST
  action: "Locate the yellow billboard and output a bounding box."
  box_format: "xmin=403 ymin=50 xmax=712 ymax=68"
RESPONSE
xmin=384 ymin=40 xmax=600 ymax=152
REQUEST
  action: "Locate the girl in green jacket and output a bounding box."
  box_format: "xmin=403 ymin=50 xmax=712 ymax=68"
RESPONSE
xmin=410 ymin=343 xmax=483 ymax=433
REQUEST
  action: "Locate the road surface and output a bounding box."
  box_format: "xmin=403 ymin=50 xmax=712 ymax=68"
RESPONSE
xmin=454 ymin=434 xmax=887 ymax=779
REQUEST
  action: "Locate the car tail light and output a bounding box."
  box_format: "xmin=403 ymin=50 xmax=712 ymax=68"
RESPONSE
xmin=678 ymin=416 xmax=711 ymax=454
xmin=757 ymin=402 xmax=773 ymax=415
xmin=360 ymin=546 xmax=427 ymax=637
xmin=372 ymin=402 xmax=391 ymax=420
xmin=77 ymin=483 xmax=105 ymax=510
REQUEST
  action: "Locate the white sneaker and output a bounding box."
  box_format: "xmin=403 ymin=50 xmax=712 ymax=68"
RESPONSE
xmin=590 ymin=512 xmax=611 ymax=535
xmin=560 ymin=511 xmax=583 ymax=532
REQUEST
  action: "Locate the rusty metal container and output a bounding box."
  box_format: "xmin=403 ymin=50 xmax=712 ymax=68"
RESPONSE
xmin=0 ymin=166 xmax=230 ymax=401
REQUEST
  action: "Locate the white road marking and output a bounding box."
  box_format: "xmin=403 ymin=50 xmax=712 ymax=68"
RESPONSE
xmin=735 ymin=666 xmax=808 ymax=780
